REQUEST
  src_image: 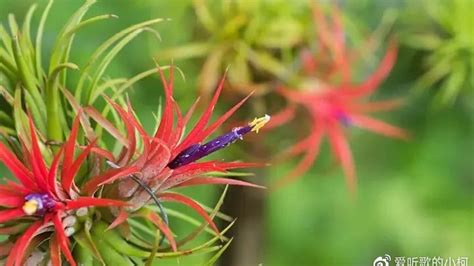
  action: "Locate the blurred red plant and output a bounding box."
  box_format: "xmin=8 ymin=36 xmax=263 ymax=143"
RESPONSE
xmin=0 ymin=116 xmax=126 ymax=266
xmin=270 ymin=4 xmax=408 ymax=192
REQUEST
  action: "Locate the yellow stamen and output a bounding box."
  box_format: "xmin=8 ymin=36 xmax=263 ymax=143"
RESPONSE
xmin=249 ymin=114 xmax=271 ymax=133
xmin=22 ymin=199 xmax=39 ymax=215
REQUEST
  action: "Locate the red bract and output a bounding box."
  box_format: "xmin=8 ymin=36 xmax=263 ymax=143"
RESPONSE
xmin=271 ymin=5 xmax=408 ymax=193
xmin=84 ymin=67 xmax=265 ymax=250
xmin=0 ymin=116 xmax=126 ymax=266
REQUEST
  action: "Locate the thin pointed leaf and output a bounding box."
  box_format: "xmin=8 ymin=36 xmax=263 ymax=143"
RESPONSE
xmin=204 ymin=238 xmax=233 ymax=266
xmin=35 ymin=0 xmax=53 ymax=78
xmin=76 ymin=18 xmax=164 ymax=102
xmin=159 ymin=192 xmax=220 ymax=236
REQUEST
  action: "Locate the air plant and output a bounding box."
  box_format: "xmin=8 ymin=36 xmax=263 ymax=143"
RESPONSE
xmin=270 ymin=4 xmax=408 ymax=192
xmin=401 ymin=0 xmax=473 ymax=106
xmin=156 ymin=0 xmax=305 ymax=97
xmin=0 ymin=1 xmax=268 ymax=264
xmin=82 ymin=68 xmax=269 ymax=226
xmin=0 ymin=115 xmax=128 ymax=265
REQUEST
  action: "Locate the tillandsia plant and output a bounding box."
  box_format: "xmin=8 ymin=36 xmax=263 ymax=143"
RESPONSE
xmin=156 ymin=0 xmax=305 ymax=97
xmin=0 ymin=1 xmax=269 ymax=265
xmin=269 ymin=4 xmax=408 ymax=192
xmin=401 ymin=0 xmax=474 ymax=106
xmin=0 ymin=114 xmax=129 ymax=265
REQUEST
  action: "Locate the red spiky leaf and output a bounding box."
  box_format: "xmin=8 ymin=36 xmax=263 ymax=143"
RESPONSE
xmin=52 ymin=213 xmax=76 ymax=266
xmin=65 ymin=197 xmax=128 ymax=210
xmin=159 ymin=192 xmax=220 ymax=235
xmin=6 ymin=221 xmax=43 ymax=266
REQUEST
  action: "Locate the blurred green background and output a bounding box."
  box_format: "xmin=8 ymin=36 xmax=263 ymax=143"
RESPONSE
xmin=0 ymin=0 xmax=472 ymax=265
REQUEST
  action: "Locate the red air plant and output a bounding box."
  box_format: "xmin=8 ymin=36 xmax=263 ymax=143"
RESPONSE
xmin=270 ymin=5 xmax=408 ymax=192
xmin=0 ymin=116 xmax=126 ymax=266
xmin=83 ymin=67 xmax=269 ymax=249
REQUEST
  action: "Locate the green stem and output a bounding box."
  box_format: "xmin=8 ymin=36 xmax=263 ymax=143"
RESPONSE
xmin=74 ymin=244 xmax=94 ymax=266
xmin=46 ymin=63 xmax=77 ymax=141
xmin=46 ymin=79 xmax=62 ymax=141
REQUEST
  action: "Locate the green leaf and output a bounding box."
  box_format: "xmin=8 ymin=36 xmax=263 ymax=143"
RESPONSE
xmin=75 ymin=17 xmax=165 ymax=102
xmin=8 ymin=14 xmax=20 ymax=40
xmin=0 ymin=85 xmax=14 ymax=105
xmin=158 ymin=219 xmax=235 ymax=259
xmin=84 ymin=28 xmax=158 ymax=104
xmin=61 ymin=86 xmax=96 ymax=141
xmin=172 ymin=186 xmax=232 ymax=247
xmin=45 ymin=63 xmax=78 ymax=141
xmin=198 ymin=46 xmax=225 ymax=96
xmin=0 ymin=126 xmax=15 ymax=136
xmin=0 ymin=111 xmax=13 ymax=126
xmin=243 ymin=44 xmax=289 ymax=81
xmin=66 ymin=14 xmax=118 ymax=39
xmin=156 ymin=42 xmax=214 ymax=61
xmin=0 ymin=25 xmax=14 ymax=55
xmin=220 ymin=15 xmax=248 ymax=38
xmin=144 ymin=229 xmax=160 ymax=266
xmin=438 ymin=61 xmax=467 ymax=105
xmin=13 ymin=89 xmax=29 ymax=145
xmin=0 ymin=61 xmax=17 ymax=83
xmin=48 ymin=0 xmax=95 ymax=75
xmin=48 ymin=63 xmax=79 ymax=82
xmin=155 ymin=245 xmax=222 ymax=259
xmin=35 ymin=0 xmax=53 ymax=79
xmin=255 ymin=17 xmax=303 ymax=49
xmin=228 ymin=49 xmax=251 ymax=85
xmin=0 ymin=47 xmax=17 ymax=75
xmin=90 ymin=78 xmax=127 ymax=104
xmin=126 ymin=232 xmax=154 ymax=251
xmin=204 ymin=238 xmax=233 ymax=266
xmin=129 ymin=218 xmax=160 ymax=240
xmin=73 ymin=219 xmax=105 ymax=263
xmin=112 ymin=65 xmax=182 ymax=102
xmin=90 ymin=67 xmax=155 ymax=104
xmin=415 ymin=56 xmax=452 ymax=91
xmin=93 ymin=235 xmax=134 ymax=266
xmin=21 ymin=4 xmax=37 ymax=75
xmin=73 ymin=241 xmax=95 ymax=266
xmin=402 ymin=33 xmax=443 ymax=50
xmin=167 ymin=208 xmax=229 ymax=237
xmin=11 ymin=35 xmax=43 ymax=106
xmin=24 ymin=90 xmax=46 ymax=133
xmin=192 ymin=0 xmax=217 ymax=32
xmin=92 ymin=221 xmax=151 ymax=258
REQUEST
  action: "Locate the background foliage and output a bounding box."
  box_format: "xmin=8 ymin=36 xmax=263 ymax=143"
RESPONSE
xmin=0 ymin=0 xmax=472 ymax=265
